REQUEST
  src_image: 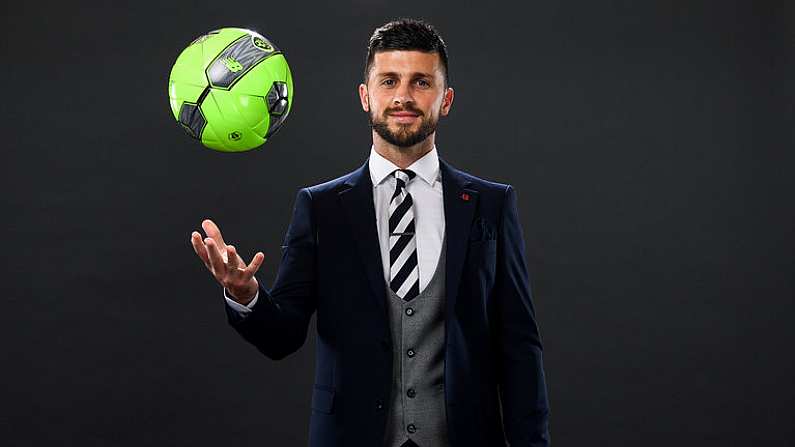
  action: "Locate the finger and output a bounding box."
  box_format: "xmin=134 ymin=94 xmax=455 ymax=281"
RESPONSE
xmin=190 ymin=232 xmax=211 ymax=267
xmin=202 ymin=219 xmax=227 ymax=251
xmin=243 ymin=252 xmax=265 ymax=276
xmin=232 ymin=249 xmax=247 ymax=266
xmin=227 ymin=245 xmax=241 ymax=270
xmin=227 ymin=246 xmax=249 ymax=283
xmin=204 ymin=238 xmax=227 ymax=279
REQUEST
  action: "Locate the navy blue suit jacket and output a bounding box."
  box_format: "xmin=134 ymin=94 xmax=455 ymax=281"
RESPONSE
xmin=225 ymin=157 xmax=550 ymax=446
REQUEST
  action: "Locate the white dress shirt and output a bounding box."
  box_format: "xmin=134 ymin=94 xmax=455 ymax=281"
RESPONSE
xmin=224 ymin=146 xmax=446 ymax=315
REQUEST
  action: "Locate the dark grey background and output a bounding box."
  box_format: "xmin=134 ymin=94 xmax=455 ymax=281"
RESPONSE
xmin=3 ymin=0 xmax=793 ymax=445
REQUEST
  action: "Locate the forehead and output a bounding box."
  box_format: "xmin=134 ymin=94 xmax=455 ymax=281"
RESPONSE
xmin=371 ymin=50 xmax=443 ymax=77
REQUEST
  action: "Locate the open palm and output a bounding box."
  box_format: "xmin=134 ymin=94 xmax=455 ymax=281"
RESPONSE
xmin=190 ymin=218 xmax=264 ymax=304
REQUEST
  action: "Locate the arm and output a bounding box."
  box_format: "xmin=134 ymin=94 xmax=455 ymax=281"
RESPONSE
xmin=493 ymin=185 xmax=551 ymax=446
xmin=225 ymin=187 xmax=318 ymax=360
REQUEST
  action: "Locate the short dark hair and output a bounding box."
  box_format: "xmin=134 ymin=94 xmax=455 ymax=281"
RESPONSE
xmin=364 ymin=18 xmax=450 ymax=88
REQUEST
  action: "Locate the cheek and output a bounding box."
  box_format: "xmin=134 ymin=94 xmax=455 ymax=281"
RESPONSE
xmin=376 ymin=103 xmax=395 ymax=118
xmin=424 ymin=94 xmax=444 ymax=113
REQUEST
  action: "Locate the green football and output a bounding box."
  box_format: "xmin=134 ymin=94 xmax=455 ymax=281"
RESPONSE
xmin=168 ymin=28 xmax=293 ymax=152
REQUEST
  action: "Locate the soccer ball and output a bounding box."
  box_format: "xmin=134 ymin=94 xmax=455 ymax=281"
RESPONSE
xmin=168 ymin=28 xmax=294 ymax=152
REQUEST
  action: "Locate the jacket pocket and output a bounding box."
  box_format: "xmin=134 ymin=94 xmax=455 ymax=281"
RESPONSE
xmin=311 ymin=384 xmax=335 ymax=414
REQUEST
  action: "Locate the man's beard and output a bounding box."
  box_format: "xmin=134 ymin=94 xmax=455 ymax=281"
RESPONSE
xmin=368 ymin=104 xmax=439 ymax=148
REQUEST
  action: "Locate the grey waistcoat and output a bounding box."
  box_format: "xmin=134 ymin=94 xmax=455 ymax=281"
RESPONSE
xmin=383 ymin=235 xmax=448 ymax=447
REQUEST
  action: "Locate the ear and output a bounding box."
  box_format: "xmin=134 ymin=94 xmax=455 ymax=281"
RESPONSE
xmin=358 ymin=83 xmax=370 ymax=112
xmin=440 ymin=87 xmax=454 ymax=117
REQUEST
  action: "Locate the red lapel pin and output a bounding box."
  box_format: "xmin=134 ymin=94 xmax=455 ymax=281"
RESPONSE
xmin=461 ymin=192 xmax=470 ymax=201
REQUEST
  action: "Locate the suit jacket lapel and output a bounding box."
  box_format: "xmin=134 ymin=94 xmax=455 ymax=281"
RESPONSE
xmin=439 ymin=157 xmax=478 ymax=317
xmin=338 ymin=161 xmax=389 ymax=322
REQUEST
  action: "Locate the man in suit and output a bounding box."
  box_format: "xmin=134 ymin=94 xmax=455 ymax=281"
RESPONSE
xmin=190 ymin=18 xmax=550 ymax=447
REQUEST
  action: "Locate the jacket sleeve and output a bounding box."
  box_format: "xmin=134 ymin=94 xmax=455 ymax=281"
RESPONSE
xmin=223 ymin=287 xmax=258 ymax=314
xmin=224 ymin=187 xmax=318 ymax=360
xmin=493 ymin=185 xmax=551 ymax=446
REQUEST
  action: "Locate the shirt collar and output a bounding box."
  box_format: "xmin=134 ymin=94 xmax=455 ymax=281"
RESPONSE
xmin=368 ymin=145 xmax=440 ymax=187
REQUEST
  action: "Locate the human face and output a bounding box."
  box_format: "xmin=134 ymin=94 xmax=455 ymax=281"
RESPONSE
xmin=359 ymin=50 xmax=454 ymax=148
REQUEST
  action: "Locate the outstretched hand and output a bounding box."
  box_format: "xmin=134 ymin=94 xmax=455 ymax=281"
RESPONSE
xmin=190 ymin=219 xmax=264 ymax=304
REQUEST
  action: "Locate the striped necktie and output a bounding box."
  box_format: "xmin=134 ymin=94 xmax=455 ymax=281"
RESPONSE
xmin=389 ymin=169 xmax=419 ymax=301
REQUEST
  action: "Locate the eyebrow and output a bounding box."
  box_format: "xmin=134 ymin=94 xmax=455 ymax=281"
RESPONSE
xmin=375 ymin=71 xmax=434 ymax=79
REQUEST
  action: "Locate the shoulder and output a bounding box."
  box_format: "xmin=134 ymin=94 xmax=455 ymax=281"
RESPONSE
xmin=297 ymin=163 xmax=366 ymax=200
xmin=441 ymin=157 xmax=513 ymax=202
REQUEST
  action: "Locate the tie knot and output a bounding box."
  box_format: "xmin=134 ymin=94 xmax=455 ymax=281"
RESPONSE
xmin=393 ymin=169 xmax=416 ymax=188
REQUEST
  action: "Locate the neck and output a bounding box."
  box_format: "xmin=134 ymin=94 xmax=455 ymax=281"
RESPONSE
xmin=372 ymin=131 xmax=436 ymax=169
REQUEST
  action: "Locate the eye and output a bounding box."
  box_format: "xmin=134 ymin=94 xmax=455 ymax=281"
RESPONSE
xmin=382 ymin=79 xmax=395 ymax=86
xmin=416 ymin=79 xmax=430 ymax=87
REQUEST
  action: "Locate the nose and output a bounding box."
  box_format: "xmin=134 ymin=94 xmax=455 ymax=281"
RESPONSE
xmin=392 ymin=81 xmax=414 ymax=106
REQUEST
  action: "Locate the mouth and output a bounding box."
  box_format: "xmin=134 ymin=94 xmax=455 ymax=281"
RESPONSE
xmin=389 ymin=112 xmax=420 ymax=123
